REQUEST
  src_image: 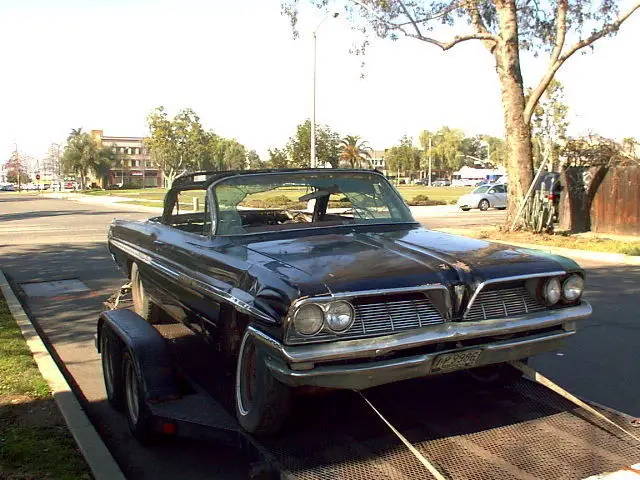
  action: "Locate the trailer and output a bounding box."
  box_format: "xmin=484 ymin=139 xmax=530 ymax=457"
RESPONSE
xmin=97 ymin=287 xmax=640 ymax=480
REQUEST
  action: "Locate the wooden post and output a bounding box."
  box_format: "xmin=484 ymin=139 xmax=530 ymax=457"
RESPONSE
xmin=193 ymin=197 xmax=200 ymax=212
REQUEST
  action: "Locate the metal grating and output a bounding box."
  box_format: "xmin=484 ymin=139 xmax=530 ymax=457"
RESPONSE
xmin=287 ymin=295 xmax=445 ymax=344
xmin=466 ymin=286 xmax=546 ymax=321
xmin=262 ymin=376 xmax=640 ymax=480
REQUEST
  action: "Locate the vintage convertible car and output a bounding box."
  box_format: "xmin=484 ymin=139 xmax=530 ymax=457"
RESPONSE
xmin=108 ymin=169 xmax=591 ymax=435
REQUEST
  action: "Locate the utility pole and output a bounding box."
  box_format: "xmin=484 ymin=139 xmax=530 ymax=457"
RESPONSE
xmin=311 ymin=12 xmax=339 ymax=169
xmin=14 ymin=143 xmax=21 ymax=192
xmin=428 ymin=136 xmax=433 ymax=187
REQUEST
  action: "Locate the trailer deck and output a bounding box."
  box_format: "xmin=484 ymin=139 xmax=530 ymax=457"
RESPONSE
xmin=103 ymin=290 xmax=640 ymax=480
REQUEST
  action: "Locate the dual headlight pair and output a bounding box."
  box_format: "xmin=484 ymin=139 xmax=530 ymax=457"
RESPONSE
xmin=293 ymin=300 xmax=355 ymax=336
xmin=540 ymin=274 xmax=584 ymax=305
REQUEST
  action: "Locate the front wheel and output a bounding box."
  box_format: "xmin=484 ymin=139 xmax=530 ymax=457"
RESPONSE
xmin=235 ymin=331 xmax=291 ymax=435
xmin=478 ymin=199 xmax=490 ymax=211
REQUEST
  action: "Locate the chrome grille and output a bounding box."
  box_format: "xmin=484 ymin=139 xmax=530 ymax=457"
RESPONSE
xmin=286 ymin=294 xmax=445 ymax=344
xmin=466 ymin=286 xmax=546 ymax=322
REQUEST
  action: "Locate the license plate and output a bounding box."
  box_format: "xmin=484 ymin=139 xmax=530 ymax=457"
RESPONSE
xmin=431 ymin=349 xmax=482 ymax=373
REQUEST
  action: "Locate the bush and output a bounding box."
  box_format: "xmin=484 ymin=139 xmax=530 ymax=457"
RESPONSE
xmin=408 ymin=194 xmax=447 ymax=206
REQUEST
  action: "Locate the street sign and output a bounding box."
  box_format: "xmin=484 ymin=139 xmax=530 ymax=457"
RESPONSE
xmin=36 ymin=174 xmax=40 ymax=180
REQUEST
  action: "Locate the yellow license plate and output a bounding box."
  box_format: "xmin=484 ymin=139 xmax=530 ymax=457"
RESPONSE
xmin=431 ymin=349 xmax=482 ymax=373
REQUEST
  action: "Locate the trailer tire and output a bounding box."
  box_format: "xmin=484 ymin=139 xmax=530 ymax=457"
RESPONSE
xmin=123 ymin=351 xmax=155 ymax=444
xmin=131 ymin=262 xmax=160 ymax=324
xmin=235 ymin=331 xmax=291 ymax=436
xmin=467 ymin=360 xmax=526 ymax=387
xmin=101 ymin=327 xmax=125 ymax=411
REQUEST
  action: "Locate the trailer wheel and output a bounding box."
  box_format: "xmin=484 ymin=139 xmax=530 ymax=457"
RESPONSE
xmin=131 ymin=263 xmax=159 ymax=324
xmin=235 ymin=331 xmax=291 ymax=435
xmin=123 ymin=351 xmax=155 ymax=444
xmin=467 ymin=360 xmax=526 ymax=387
xmin=101 ymin=327 xmax=124 ymax=411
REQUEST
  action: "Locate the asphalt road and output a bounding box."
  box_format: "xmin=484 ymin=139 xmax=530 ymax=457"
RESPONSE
xmin=1 ymin=193 xmax=638 ymax=478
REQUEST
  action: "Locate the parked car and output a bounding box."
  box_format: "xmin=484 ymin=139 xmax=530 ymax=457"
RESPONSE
xmin=108 ymin=169 xmax=591 ymax=435
xmin=457 ymin=183 xmax=508 ymax=211
xmin=432 ymin=178 xmax=451 ymax=187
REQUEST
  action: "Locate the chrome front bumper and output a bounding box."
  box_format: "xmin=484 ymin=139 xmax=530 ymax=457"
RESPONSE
xmin=249 ymin=301 xmax=591 ymax=391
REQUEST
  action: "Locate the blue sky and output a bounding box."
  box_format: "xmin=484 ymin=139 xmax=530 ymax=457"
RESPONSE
xmin=1 ymin=0 xmax=638 ymax=162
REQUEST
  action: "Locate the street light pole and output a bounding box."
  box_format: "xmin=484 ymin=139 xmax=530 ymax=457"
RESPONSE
xmin=428 ymin=137 xmax=432 ymax=187
xmin=311 ymin=12 xmax=339 ymax=169
xmin=311 ymin=30 xmax=317 ymax=168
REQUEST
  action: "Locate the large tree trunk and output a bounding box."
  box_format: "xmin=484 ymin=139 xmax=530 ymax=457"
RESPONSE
xmin=494 ymin=1 xmax=535 ymax=223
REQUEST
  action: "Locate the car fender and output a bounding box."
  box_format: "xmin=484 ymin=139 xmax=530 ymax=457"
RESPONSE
xmin=97 ymin=309 xmax=180 ymax=403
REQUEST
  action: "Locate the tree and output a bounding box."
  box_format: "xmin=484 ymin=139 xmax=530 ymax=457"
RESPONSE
xmin=247 ymin=150 xmax=263 ymax=169
xmin=385 ymin=135 xmax=421 ymax=177
xmin=4 ymin=152 xmax=30 ymax=185
xmin=285 ymin=120 xmax=342 ymax=168
xmin=145 ymin=106 xmax=209 ymax=186
xmin=283 ymin=1 xmax=640 ymax=221
xmin=419 ymin=127 xmax=464 ymax=176
xmin=212 ymin=138 xmax=248 ymax=170
xmin=267 ymin=148 xmax=289 ymax=168
xmin=61 ymin=132 xmax=115 ymax=189
xmin=340 ymin=135 xmax=373 ymax=168
xmin=530 ymin=79 xmax=569 ymax=169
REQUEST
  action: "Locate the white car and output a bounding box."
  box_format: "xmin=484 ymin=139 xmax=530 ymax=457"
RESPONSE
xmin=457 ymin=184 xmax=508 ymax=211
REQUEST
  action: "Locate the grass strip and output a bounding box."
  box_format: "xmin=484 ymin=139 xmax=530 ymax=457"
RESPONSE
xmin=0 ymin=295 xmax=91 ymax=479
xmin=475 ymin=230 xmax=640 ymax=256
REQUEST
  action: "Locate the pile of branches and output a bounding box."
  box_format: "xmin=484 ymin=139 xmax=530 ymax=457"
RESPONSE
xmin=562 ymin=134 xmax=638 ymax=168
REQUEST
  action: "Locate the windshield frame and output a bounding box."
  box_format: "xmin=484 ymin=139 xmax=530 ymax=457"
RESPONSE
xmin=209 ymin=170 xmax=417 ymax=236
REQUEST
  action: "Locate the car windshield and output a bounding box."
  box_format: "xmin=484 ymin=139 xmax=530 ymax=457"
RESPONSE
xmin=472 ymin=185 xmax=491 ymax=194
xmin=213 ymin=171 xmax=415 ymax=235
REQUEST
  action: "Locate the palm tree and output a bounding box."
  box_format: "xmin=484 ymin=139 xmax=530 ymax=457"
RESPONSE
xmin=340 ymin=135 xmax=373 ymax=168
xmin=67 ymin=127 xmax=83 ymax=141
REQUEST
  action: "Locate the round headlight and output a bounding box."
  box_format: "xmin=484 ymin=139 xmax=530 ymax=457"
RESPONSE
xmin=562 ymin=274 xmax=584 ymax=302
xmin=293 ymin=304 xmax=324 ymax=336
xmin=325 ymin=301 xmax=355 ymax=332
xmin=543 ymin=277 xmax=562 ymax=305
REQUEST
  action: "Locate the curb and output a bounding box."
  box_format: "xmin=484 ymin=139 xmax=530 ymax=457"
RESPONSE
xmin=41 ymin=192 xmax=163 ymax=214
xmin=0 ymin=270 xmax=126 ymax=480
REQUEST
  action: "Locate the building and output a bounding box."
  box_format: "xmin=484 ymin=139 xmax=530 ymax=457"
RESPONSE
xmin=452 ymin=166 xmax=506 ymax=186
xmin=91 ymin=130 xmax=162 ymax=187
xmin=370 ymin=150 xmax=386 ymax=173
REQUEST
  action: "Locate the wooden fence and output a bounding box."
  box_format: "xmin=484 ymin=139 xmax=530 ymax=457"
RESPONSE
xmin=590 ymin=166 xmax=640 ymax=235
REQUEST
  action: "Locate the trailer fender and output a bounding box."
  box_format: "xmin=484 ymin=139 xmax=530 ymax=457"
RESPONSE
xmin=97 ymin=309 xmax=180 ymax=403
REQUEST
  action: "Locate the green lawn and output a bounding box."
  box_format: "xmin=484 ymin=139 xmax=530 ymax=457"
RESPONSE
xmin=84 ymin=185 xmax=472 ymax=207
xmin=0 ymin=295 xmax=91 ymax=479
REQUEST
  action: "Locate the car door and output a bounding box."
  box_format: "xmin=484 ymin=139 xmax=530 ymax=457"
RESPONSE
xmin=490 ymin=184 xmax=507 ymax=207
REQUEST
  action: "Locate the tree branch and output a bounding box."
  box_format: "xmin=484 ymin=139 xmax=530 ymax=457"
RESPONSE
xmin=524 ymin=0 xmax=567 ymax=123
xmin=524 ymin=2 xmax=640 ymax=125
xmin=350 ymin=0 xmax=500 ymax=50
xmin=465 ymin=0 xmax=499 ymax=52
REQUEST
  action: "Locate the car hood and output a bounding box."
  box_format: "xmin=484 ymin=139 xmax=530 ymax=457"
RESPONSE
xmin=245 ymin=226 xmax=575 ymax=296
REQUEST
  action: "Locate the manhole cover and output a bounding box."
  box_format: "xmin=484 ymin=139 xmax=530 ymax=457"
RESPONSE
xmin=21 ymin=279 xmax=89 ymax=298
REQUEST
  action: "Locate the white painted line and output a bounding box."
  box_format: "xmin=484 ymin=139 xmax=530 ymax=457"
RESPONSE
xmin=0 ymin=269 xmax=126 ymax=480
